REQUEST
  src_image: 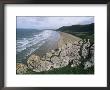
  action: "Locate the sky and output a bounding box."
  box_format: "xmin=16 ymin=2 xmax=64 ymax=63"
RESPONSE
xmin=17 ymin=16 xmax=94 ymax=30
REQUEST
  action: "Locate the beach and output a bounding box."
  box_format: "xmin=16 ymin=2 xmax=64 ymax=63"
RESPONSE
xmin=30 ymin=31 xmax=81 ymax=58
xmin=16 ymin=17 xmax=94 ymax=74
xmin=58 ymin=32 xmax=81 ymax=48
xmin=16 ymin=30 xmax=81 ymax=63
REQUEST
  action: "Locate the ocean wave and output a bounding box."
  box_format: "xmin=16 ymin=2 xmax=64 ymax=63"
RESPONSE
xmin=16 ymin=30 xmax=52 ymax=53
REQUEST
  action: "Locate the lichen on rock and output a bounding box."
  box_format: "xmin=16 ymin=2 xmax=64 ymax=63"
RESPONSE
xmin=27 ymin=54 xmax=41 ymax=70
xmin=16 ymin=63 xmax=28 ymax=74
xmin=51 ymin=56 xmax=61 ymax=68
xmin=84 ymin=61 xmax=93 ymax=69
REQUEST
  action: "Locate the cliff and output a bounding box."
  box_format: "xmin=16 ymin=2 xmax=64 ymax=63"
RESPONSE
xmin=16 ymin=35 xmax=94 ymax=74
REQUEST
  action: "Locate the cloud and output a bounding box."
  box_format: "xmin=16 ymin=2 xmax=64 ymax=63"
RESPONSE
xmin=17 ymin=16 xmax=94 ymax=29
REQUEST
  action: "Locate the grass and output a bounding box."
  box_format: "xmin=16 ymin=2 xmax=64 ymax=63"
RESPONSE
xmin=25 ymin=64 xmax=94 ymax=74
xmin=63 ymin=31 xmax=94 ymax=44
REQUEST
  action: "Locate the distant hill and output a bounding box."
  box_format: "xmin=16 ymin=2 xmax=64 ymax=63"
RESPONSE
xmin=56 ymin=23 xmax=94 ymax=34
xmin=56 ymin=23 xmax=94 ymax=43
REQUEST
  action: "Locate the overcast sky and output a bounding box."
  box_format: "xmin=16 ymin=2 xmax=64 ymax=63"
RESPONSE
xmin=17 ymin=16 xmax=94 ymax=29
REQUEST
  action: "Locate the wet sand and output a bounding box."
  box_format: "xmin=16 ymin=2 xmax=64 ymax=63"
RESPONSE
xmin=30 ymin=31 xmax=60 ymax=57
xmin=17 ymin=31 xmax=82 ymax=64
xmin=32 ymin=31 xmax=81 ymax=58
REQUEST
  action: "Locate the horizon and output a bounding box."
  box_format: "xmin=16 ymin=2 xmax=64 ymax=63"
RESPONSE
xmin=17 ymin=22 xmax=94 ymax=30
xmin=17 ymin=16 xmax=94 ymax=30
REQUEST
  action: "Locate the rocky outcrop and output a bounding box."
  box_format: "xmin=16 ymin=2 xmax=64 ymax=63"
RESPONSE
xmin=16 ymin=39 xmax=94 ymax=74
xmin=83 ymin=43 xmax=94 ymax=69
xmin=16 ymin=63 xmax=28 ymax=74
xmin=27 ymin=54 xmax=41 ymax=72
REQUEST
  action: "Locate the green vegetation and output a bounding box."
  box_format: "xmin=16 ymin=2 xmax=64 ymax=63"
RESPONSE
xmin=57 ymin=23 xmax=94 ymax=33
xmin=26 ymin=65 xmax=94 ymax=74
xmin=57 ymin=23 xmax=94 ymax=43
xmin=70 ymin=32 xmax=94 ymax=44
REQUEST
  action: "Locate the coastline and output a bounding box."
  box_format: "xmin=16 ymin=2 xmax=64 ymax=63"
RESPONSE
xmin=28 ymin=31 xmax=81 ymax=59
xmin=17 ymin=31 xmax=94 ymax=74
xmin=17 ymin=31 xmax=82 ymax=64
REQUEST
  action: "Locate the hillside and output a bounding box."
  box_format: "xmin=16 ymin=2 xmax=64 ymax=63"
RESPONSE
xmin=56 ymin=23 xmax=94 ymax=43
xmin=56 ymin=23 xmax=94 ymax=33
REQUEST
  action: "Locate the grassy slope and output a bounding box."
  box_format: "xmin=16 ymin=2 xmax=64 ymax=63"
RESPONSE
xmin=57 ymin=23 xmax=94 ymax=44
xmin=26 ymin=65 xmax=94 ymax=74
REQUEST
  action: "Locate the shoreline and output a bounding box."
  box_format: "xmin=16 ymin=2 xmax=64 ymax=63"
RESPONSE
xmin=17 ymin=31 xmax=94 ymax=74
xmin=17 ymin=31 xmax=82 ymax=64
xmin=28 ymin=31 xmax=81 ymax=59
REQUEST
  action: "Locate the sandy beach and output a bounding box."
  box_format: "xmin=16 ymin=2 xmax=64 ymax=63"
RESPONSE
xmin=58 ymin=32 xmax=81 ymax=48
xmin=32 ymin=31 xmax=81 ymax=58
xmin=17 ymin=30 xmax=82 ymax=64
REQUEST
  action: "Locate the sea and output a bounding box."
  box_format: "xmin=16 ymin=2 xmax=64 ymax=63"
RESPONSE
xmin=16 ymin=29 xmax=60 ymax=63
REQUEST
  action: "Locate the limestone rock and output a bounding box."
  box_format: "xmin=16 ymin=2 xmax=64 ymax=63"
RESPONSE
xmin=74 ymin=41 xmax=79 ymax=45
xmin=82 ymin=39 xmax=90 ymax=59
xmin=60 ymin=56 xmax=70 ymax=67
xmin=71 ymin=60 xmax=81 ymax=68
xmin=16 ymin=63 xmax=28 ymax=74
xmin=90 ymin=44 xmax=94 ymax=55
xmin=61 ymin=44 xmax=67 ymax=50
xmin=82 ymin=44 xmax=89 ymax=59
xmin=46 ymin=52 xmax=52 ymax=58
xmin=90 ymin=56 xmax=94 ymax=63
xmin=90 ymin=44 xmax=94 ymax=63
xmin=51 ymin=50 xmax=55 ymax=54
xmin=84 ymin=61 xmax=93 ymax=69
xmin=27 ymin=54 xmax=41 ymax=69
xmin=25 ymin=39 xmax=94 ymax=73
xmin=33 ymin=61 xmax=53 ymax=72
xmin=60 ymin=50 xmax=67 ymax=57
xmin=40 ymin=61 xmax=53 ymax=71
xmin=51 ymin=56 xmax=61 ymax=68
xmin=54 ymin=48 xmax=61 ymax=56
xmin=41 ymin=57 xmax=45 ymax=61
xmin=66 ymin=42 xmax=72 ymax=49
xmin=45 ymin=56 xmax=51 ymax=61
xmin=71 ymin=64 xmax=76 ymax=67
xmin=78 ymin=40 xmax=83 ymax=46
